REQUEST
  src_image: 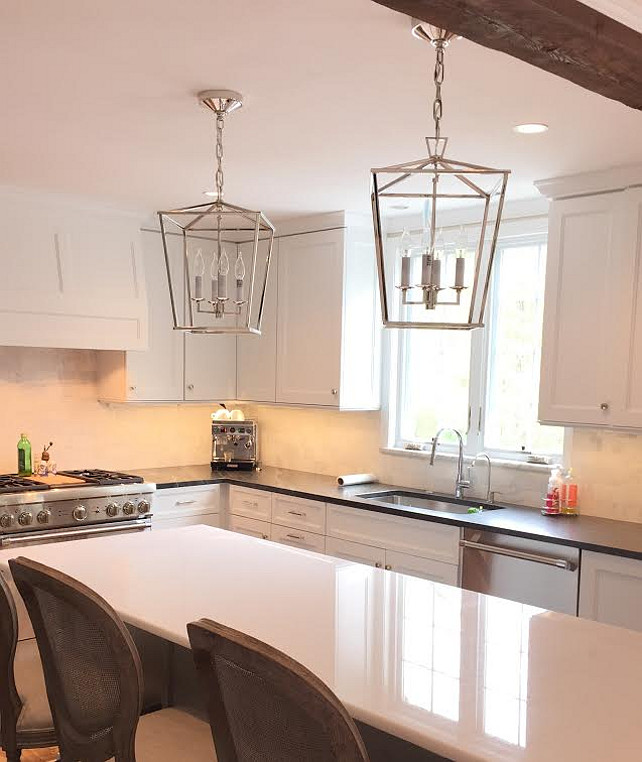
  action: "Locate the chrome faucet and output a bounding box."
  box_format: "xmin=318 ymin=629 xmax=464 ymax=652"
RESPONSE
xmin=429 ymin=428 xmax=470 ymax=499
xmin=470 ymin=452 xmax=493 ymax=503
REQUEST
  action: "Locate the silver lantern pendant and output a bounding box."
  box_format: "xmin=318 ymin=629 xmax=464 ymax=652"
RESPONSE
xmin=158 ymin=90 xmax=275 ymax=335
xmin=371 ymin=25 xmax=510 ymax=330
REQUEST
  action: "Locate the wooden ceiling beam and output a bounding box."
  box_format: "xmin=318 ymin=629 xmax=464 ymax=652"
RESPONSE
xmin=371 ymin=0 xmax=642 ymax=110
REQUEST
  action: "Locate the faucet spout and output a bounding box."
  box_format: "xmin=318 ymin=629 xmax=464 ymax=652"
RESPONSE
xmin=429 ymin=427 xmax=470 ymax=499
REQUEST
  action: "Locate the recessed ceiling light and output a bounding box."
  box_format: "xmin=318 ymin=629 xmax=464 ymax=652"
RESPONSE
xmin=390 ymin=203 xmax=410 ymax=210
xmin=203 ymin=189 xmax=218 ymax=197
xmin=513 ymin=123 xmax=549 ymax=134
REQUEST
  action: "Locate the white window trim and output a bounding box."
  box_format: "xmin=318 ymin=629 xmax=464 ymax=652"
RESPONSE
xmin=381 ymin=213 xmax=562 ymax=467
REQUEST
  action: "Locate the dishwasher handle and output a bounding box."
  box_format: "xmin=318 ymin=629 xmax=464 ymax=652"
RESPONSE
xmin=460 ymin=538 xmax=576 ymax=571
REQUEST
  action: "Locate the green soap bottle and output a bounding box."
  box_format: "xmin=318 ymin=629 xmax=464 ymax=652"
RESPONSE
xmin=17 ymin=433 xmax=32 ymax=476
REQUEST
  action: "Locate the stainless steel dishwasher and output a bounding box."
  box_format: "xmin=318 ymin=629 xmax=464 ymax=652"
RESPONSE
xmin=461 ymin=529 xmax=579 ymax=615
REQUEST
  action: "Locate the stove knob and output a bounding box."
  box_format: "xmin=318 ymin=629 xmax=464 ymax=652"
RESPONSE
xmin=106 ymin=503 xmax=120 ymax=517
xmin=18 ymin=512 xmax=33 ymax=527
xmin=73 ymin=506 xmax=87 ymax=522
xmin=0 ymin=513 xmax=15 ymax=529
xmin=137 ymin=500 xmax=150 ymax=515
xmin=122 ymin=501 xmax=135 ymax=516
xmin=37 ymin=510 xmax=51 ymax=525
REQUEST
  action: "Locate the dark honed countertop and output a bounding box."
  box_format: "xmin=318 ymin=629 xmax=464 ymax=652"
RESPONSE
xmin=133 ymin=464 xmax=642 ymax=561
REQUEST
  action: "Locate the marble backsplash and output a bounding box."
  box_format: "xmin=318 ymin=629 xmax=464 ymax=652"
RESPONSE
xmin=1 ymin=347 xmax=641 ymax=522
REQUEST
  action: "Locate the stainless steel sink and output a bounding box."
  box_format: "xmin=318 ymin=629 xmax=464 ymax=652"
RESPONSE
xmin=357 ymin=490 xmax=503 ymax=515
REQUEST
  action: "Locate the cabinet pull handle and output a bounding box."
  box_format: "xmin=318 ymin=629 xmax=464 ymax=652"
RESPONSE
xmin=175 ymin=500 xmax=197 ymax=505
xmin=287 ymin=510 xmax=305 ymax=517
xmin=384 ymin=564 xmax=392 ymax=571
xmin=600 ymin=402 xmax=609 ymax=411
xmin=286 ymin=533 xmax=304 ymax=541
xmin=375 ymin=562 xmax=382 ymax=568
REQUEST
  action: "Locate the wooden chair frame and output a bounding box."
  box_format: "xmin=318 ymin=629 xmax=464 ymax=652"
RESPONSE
xmin=187 ymin=618 xmax=370 ymax=762
xmin=9 ymin=557 xmax=144 ymax=762
xmin=0 ymin=570 xmax=57 ymax=762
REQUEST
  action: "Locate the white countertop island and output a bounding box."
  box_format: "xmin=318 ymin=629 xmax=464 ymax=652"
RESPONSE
xmin=1 ymin=525 xmax=640 ymax=762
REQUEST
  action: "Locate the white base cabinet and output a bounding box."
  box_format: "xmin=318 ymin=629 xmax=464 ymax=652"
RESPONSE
xmin=225 ymin=486 xmax=461 ymax=584
xmin=152 ymin=485 xmax=221 ymax=531
xmin=579 ymin=550 xmax=642 ymax=632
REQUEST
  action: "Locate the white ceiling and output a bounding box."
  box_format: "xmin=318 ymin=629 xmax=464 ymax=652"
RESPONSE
xmin=0 ymin=0 xmax=640 ymax=220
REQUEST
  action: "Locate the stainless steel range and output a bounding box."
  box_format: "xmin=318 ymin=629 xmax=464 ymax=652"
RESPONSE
xmin=0 ymin=469 xmax=155 ymax=548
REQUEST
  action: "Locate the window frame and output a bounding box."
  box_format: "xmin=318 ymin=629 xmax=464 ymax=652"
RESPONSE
xmin=384 ymin=216 xmax=561 ymax=463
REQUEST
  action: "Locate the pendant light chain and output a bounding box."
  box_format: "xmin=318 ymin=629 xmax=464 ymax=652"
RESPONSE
xmin=215 ymin=114 xmax=225 ymax=201
xmin=432 ymin=40 xmax=446 ymax=141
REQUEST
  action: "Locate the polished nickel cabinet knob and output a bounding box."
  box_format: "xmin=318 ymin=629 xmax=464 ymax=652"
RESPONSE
xmin=0 ymin=513 xmax=15 ymax=528
xmin=73 ymin=506 xmax=87 ymax=522
xmin=37 ymin=510 xmax=51 ymax=525
xmin=137 ymin=500 xmax=150 ymax=514
xmin=187 ymin=384 xmax=195 ymax=391
xmin=375 ymin=562 xmax=382 ymax=568
xmin=106 ymin=503 xmax=119 ymax=517
xmin=331 ymin=388 xmax=338 ymax=396
xmin=384 ymin=564 xmax=392 ymax=571
xmin=600 ymin=402 xmax=609 ymax=411
xmin=18 ymin=512 xmax=33 ymax=526
xmin=122 ymin=501 xmax=135 ymax=515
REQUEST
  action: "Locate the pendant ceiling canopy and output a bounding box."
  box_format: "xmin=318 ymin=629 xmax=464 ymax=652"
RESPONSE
xmin=371 ymin=22 xmax=510 ymax=330
xmin=158 ymin=89 xmax=275 ymax=335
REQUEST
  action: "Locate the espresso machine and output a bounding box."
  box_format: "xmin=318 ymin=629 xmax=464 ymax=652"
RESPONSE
xmin=211 ymin=420 xmax=258 ymax=470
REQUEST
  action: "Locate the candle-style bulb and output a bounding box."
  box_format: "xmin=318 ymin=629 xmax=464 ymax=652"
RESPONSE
xmin=218 ymin=248 xmax=229 ymax=300
xmin=434 ymin=229 xmax=445 ymax=257
xmin=455 ymin=225 xmax=468 ymax=256
xmin=234 ymin=253 xmax=246 ymax=281
xmin=210 ymin=251 xmax=219 ymax=279
xmin=219 ymin=250 xmax=229 ymax=276
xmin=400 ymin=228 xmax=412 ymax=254
xmin=193 ymin=248 xmax=205 ymax=300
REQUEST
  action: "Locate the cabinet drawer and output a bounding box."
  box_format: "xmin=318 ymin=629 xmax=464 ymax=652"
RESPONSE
xmin=271 ymin=524 xmax=326 ymax=554
xmin=154 ymin=514 xmax=220 ymax=531
xmin=272 ymin=494 xmax=326 ymax=533
xmin=327 ymin=504 xmax=460 ymax=564
xmin=153 ymin=485 xmax=221 ymax=518
xmin=326 ymin=536 xmax=386 ymax=568
xmin=228 ymin=514 xmax=271 ymax=541
xmin=229 ymin=486 xmax=272 ymax=521
xmin=385 ymin=550 xmax=459 ymax=585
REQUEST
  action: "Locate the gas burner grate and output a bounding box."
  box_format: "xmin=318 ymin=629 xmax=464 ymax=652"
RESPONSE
xmin=0 ymin=475 xmax=49 ymax=494
xmin=56 ymin=469 xmax=144 ymax=485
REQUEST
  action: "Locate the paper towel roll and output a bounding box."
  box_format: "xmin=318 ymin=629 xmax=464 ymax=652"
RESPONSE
xmin=337 ymin=473 xmax=378 ymax=487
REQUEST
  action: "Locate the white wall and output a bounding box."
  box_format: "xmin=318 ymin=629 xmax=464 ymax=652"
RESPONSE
xmin=2 ymin=346 xmax=641 ymax=523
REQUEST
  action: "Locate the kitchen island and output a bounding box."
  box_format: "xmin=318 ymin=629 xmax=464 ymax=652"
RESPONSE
xmin=1 ymin=525 xmax=641 ymax=761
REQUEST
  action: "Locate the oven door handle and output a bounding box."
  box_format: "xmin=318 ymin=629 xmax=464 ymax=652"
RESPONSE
xmin=1 ymin=518 xmax=152 ymax=547
xmin=459 ymin=539 xmax=575 ymax=571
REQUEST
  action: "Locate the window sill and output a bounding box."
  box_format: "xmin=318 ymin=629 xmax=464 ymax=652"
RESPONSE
xmin=379 ymin=446 xmax=553 ymax=474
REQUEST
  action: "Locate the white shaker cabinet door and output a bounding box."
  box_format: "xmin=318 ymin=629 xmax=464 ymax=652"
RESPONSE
xmin=579 ymin=550 xmax=642 ymax=632
xmin=183 ymin=238 xmax=237 ymax=401
xmin=539 ymin=193 xmax=623 ymax=426
xmin=611 ymin=188 xmax=642 ymax=428
xmin=124 ymin=231 xmax=185 ymax=401
xmin=325 ymin=536 xmax=386 ymax=568
xmin=384 ymin=550 xmax=459 ymax=586
xmin=236 ymin=239 xmax=278 ymax=402
xmin=276 ymin=229 xmax=344 ymax=406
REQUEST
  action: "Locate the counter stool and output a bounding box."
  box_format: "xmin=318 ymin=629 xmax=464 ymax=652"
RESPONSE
xmin=188 ymin=618 xmax=370 ymax=762
xmin=0 ymin=569 xmax=57 ymax=762
xmin=9 ymin=557 xmax=214 ymax=762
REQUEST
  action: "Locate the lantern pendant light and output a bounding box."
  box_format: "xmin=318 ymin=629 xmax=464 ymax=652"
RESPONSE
xmin=158 ymin=90 xmax=275 ymax=335
xmin=371 ymin=23 xmax=510 ymax=330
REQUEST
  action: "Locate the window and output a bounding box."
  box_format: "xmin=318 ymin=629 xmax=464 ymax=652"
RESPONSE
xmin=388 ymin=221 xmax=563 ymax=459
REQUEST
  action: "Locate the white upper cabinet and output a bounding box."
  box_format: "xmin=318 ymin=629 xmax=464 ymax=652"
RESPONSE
xmin=236 ymin=239 xmax=278 ymax=402
xmin=98 ymin=229 xmax=236 ymax=402
xmin=277 ymin=228 xmax=344 ymax=406
xmin=0 ymin=188 xmax=147 ymax=350
xmin=538 ymin=169 xmax=642 ymax=429
xmin=274 ymin=214 xmax=380 ymax=409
